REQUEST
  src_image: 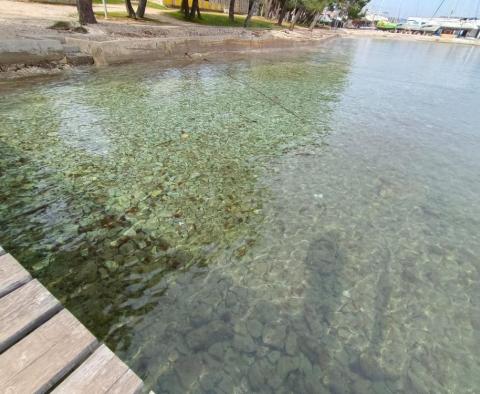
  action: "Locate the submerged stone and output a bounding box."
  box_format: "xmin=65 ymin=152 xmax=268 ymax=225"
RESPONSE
xmin=246 ymin=319 xmax=263 ymax=339
xmin=268 ymin=355 xmax=300 ymax=389
xmin=267 ymin=350 xmax=281 ymax=364
xmin=208 ymin=342 xmax=225 ymax=361
xmin=262 ymin=324 xmax=287 ymax=349
xmin=104 ymin=260 xmax=119 ymax=272
xmin=185 ymin=320 xmax=233 ymax=351
xmin=199 ymin=373 xmax=220 ymax=392
xmin=305 ymin=236 xmax=341 ymax=275
xmin=80 ymin=261 xmax=97 ymax=282
xmin=233 ymin=333 xmax=257 ymax=354
xmin=350 ymin=352 xmax=400 ymax=382
xmin=248 ymin=358 xmax=272 ymax=390
xmin=174 ymin=355 xmax=203 ymax=389
xmin=254 ymin=300 xmax=279 ymax=324
xmin=123 ymin=227 xmax=137 ymax=238
xmin=190 ymin=303 xmax=213 ymax=327
xmin=285 ymin=331 xmax=298 ymax=355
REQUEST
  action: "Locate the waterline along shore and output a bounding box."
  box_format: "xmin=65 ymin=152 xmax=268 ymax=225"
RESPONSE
xmin=1 ymin=0 xmax=479 ymax=77
xmin=0 ymin=30 xmax=337 ymax=73
xmin=3 ymin=27 xmax=479 ymax=78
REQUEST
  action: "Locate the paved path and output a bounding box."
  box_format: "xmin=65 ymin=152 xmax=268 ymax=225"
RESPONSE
xmin=0 ymin=246 xmax=144 ymax=394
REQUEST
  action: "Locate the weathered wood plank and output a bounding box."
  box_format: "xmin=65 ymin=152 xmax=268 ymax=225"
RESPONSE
xmin=0 ymin=279 xmax=62 ymax=353
xmin=0 ymin=309 xmax=98 ymax=393
xmin=108 ymin=369 xmax=144 ymax=394
xmin=53 ymin=344 xmax=143 ymax=393
xmin=0 ymin=253 xmax=31 ymax=298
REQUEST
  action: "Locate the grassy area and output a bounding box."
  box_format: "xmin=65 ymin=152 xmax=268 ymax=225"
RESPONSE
xmin=94 ymin=11 xmax=166 ymax=23
xmin=167 ymin=10 xmax=278 ymax=29
xmin=91 ymin=3 xmax=276 ymax=28
xmin=94 ymin=11 xmax=129 ymax=18
xmin=146 ymin=1 xmax=168 ymax=10
xmin=93 ymin=0 xmax=124 ymax=4
xmin=92 ymin=0 xmax=167 ymax=9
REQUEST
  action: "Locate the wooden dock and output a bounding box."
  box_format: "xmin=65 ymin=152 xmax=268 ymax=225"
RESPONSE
xmin=0 ymin=246 xmax=145 ymax=394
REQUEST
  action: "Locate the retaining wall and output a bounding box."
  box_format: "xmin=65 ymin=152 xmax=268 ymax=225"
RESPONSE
xmin=66 ymin=34 xmax=332 ymax=66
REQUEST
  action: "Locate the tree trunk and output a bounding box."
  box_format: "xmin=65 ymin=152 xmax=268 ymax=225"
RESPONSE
xmin=125 ymin=0 xmax=136 ymax=18
xmin=243 ymin=0 xmax=257 ymax=27
xmin=181 ymin=0 xmax=189 ymax=17
xmin=76 ymin=0 xmax=97 ymax=25
xmin=309 ymin=12 xmax=321 ymax=31
xmin=228 ymin=0 xmax=235 ymax=22
xmin=277 ymin=0 xmax=287 ymax=26
xmin=289 ymin=8 xmax=300 ymax=30
xmin=264 ymin=0 xmax=272 ymax=18
xmin=272 ymin=3 xmax=280 ymax=19
xmin=136 ymin=0 xmax=147 ymax=18
xmin=189 ymin=0 xmax=201 ymax=19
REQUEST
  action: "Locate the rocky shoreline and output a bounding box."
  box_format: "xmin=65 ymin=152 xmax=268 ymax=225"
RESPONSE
xmin=0 ymin=31 xmax=336 ymax=78
xmin=69 ymin=32 xmax=337 ymax=66
xmin=0 ymin=37 xmax=94 ymax=79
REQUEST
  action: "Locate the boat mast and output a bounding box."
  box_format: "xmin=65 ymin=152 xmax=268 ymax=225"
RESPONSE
xmin=430 ymin=0 xmax=448 ymax=20
xmin=449 ymin=0 xmax=460 ymax=18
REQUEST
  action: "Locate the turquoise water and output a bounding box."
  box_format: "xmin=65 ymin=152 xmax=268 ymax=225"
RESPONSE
xmin=1 ymin=38 xmax=480 ymax=393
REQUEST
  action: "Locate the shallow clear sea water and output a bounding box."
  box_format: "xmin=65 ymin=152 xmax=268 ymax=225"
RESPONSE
xmin=1 ymin=38 xmax=480 ymax=393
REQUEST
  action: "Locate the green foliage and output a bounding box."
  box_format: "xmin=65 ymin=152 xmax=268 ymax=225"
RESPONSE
xmin=346 ymin=0 xmax=369 ymax=19
xmin=146 ymin=1 xmax=168 ymax=10
xmin=94 ymin=11 xmax=130 ymax=18
xmin=303 ymin=0 xmax=328 ymax=13
xmin=94 ymin=10 xmax=167 ymax=23
xmin=331 ymin=0 xmax=370 ymax=19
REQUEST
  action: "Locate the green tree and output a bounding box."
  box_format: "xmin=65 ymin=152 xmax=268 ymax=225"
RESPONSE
xmin=303 ymin=0 xmax=328 ymax=30
xmin=346 ymin=0 xmax=369 ymax=20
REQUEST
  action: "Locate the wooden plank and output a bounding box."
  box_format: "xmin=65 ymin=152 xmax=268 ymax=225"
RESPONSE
xmin=0 ymin=309 xmax=98 ymax=393
xmin=0 ymin=279 xmax=62 ymax=353
xmin=53 ymin=344 xmax=143 ymax=394
xmin=0 ymin=253 xmax=31 ymax=298
xmin=108 ymin=369 xmax=144 ymax=394
xmin=53 ymin=345 xmax=126 ymax=393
